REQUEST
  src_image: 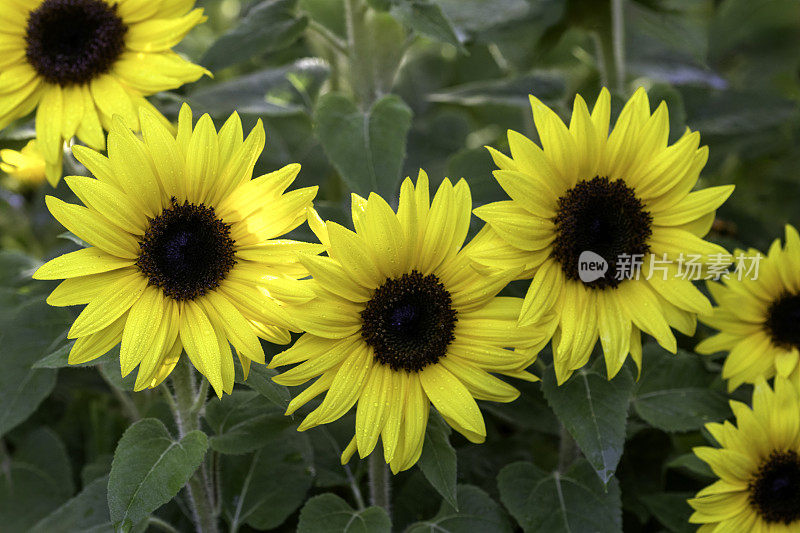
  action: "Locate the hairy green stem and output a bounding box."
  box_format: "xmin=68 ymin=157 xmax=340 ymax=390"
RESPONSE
xmin=170 ymin=359 xmax=219 ymax=533
xmin=368 ymin=453 xmax=391 ymax=517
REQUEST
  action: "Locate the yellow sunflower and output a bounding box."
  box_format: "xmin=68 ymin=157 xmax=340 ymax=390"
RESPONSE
xmin=269 ymin=171 xmax=554 ymax=473
xmin=0 ymin=0 xmax=208 ymax=185
xmin=1 ymin=139 xmax=46 ymax=188
xmin=473 ymin=87 xmax=734 ymax=384
xmin=696 ymin=225 xmax=800 ymax=391
xmin=688 ymin=377 xmax=800 ymax=531
xmin=33 ymin=103 xmax=320 ymax=396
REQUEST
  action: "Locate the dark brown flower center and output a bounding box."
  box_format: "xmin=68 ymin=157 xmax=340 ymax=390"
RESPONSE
xmin=136 ymin=199 xmax=236 ymax=301
xmin=25 ymin=0 xmax=127 ymax=86
xmin=360 ymin=271 xmax=457 ymax=372
xmin=552 ymin=176 xmax=652 ymax=289
xmin=749 ymin=450 xmax=800 ymax=524
xmin=765 ymin=294 xmax=800 ymax=351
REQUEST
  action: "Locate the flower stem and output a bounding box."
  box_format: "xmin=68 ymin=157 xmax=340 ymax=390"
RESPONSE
xmin=169 ymin=359 xmax=219 ymax=533
xmin=368 ymin=453 xmax=391 ymax=517
xmin=610 ymin=0 xmax=626 ymax=93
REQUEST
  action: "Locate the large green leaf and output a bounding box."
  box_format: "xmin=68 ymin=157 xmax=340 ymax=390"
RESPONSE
xmin=201 ymin=0 xmax=309 ymax=71
xmin=205 ymin=390 xmax=294 ymax=454
xmin=0 ymin=295 xmax=69 ymax=437
xmin=541 ymin=364 xmax=635 ymax=484
xmin=632 ymin=345 xmax=730 ymax=432
xmin=107 ymin=418 xmax=208 ymax=530
xmin=297 ymin=494 xmax=391 ymax=533
xmin=417 ymin=412 xmax=457 ymax=508
xmin=498 ymin=459 xmax=622 ymax=533
xmin=314 ymin=92 xmax=413 ymax=198
xmin=406 ymin=485 xmax=512 ymax=533
xmin=221 ymin=425 xmax=314 ymax=531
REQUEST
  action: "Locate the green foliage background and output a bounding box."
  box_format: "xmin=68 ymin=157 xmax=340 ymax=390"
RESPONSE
xmin=1 ymin=0 xmax=799 ymax=531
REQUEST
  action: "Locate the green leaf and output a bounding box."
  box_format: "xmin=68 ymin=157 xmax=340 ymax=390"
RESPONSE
xmin=186 ymin=59 xmax=330 ymax=118
xmin=428 ymin=72 xmax=565 ymax=107
xmin=632 ymin=345 xmax=730 ymax=432
xmin=201 ymin=0 xmax=309 ymax=71
xmin=107 ymin=418 xmax=208 ymax=530
xmin=0 ymin=296 xmax=69 ymax=437
xmin=417 ymin=412 xmax=457 ymax=509
xmin=497 ymin=459 xmax=622 ymax=533
xmin=406 ymin=485 xmax=511 ymax=532
xmin=392 ymin=1 xmax=465 ymax=51
xmin=15 ymin=427 xmax=75 ymax=497
xmin=34 ymin=342 xmax=115 ymax=369
xmin=297 ymin=494 xmax=391 ymax=533
xmin=30 ymin=476 xmax=114 ymax=533
xmin=221 ymin=426 xmax=314 ymax=530
xmin=0 ymin=463 xmax=72 ymax=532
xmin=234 ymin=361 xmax=291 ymax=409
xmin=541 ymin=364 xmax=635 ymax=484
xmin=639 ymin=492 xmax=694 ymax=533
xmin=314 ymin=92 xmax=413 ymax=198
xmin=205 ymin=390 xmax=294 ymax=454
xmin=666 ymin=453 xmax=715 ymax=480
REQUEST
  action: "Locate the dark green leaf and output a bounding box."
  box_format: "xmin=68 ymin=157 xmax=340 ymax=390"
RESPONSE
xmin=186 ymin=59 xmax=330 ymax=117
xmin=0 ymin=296 xmax=68 ymax=437
xmin=632 ymin=345 xmax=730 ymax=432
xmin=314 ymin=92 xmax=413 ymax=198
xmin=428 ymin=72 xmax=565 ymax=107
xmin=234 ymin=362 xmax=291 ymax=409
xmin=15 ymin=427 xmax=75 ymax=497
xmin=30 ymin=476 xmax=114 ymax=533
xmin=221 ymin=426 xmax=314 ymax=530
xmin=0 ymin=463 xmax=72 ymax=532
xmin=201 ymin=0 xmax=308 ymax=71
xmin=108 ymin=418 xmax=208 ymax=530
xmin=392 ymin=1 xmax=464 ymax=51
xmin=417 ymin=412 xmax=457 ymax=508
xmin=541 ymin=364 xmax=635 ymax=484
xmin=205 ymin=390 xmax=294 ymax=454
xmin=297 ymin=494 xmax=391 ymax=533
xmin=640 ymin=492 xmax=694 ymax=533
xmin=406 ymin=485 xmax=511 ymax=533
xmin=498 ymin=459 xmax=622 ymax=533
xmin=666 ymin=453 xmax=715 ymax=480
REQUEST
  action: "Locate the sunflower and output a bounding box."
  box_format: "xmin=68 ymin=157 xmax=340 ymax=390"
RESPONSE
xmin=696 ymin=225 xmax=800 ymax=391
xmin=688 ymin=377 xmax=800 ymax=531
xmin=0 ymin=0 xmax=208 ymax=185
xmin=269 ymin=171 xmax=554 ymax=473
xmin=473 ymin=87 xmax=734 ymax=384
xmin=1 ymin=139 xmax=46 ymax=188
xmin=33 ymin=104 xmax=320 ymax=396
